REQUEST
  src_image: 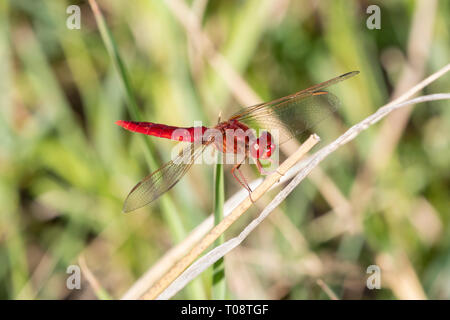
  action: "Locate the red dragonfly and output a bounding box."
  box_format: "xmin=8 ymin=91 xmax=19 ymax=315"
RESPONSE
xmin=117 ymin=71 xmax=359 ymax=212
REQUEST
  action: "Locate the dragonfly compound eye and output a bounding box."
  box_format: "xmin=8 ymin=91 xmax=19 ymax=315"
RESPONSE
xmin=249 ymin=132 xmax=276 ymax=159
xmin=264 ymin=143 xmax=276 ymax=158
xmin=257 ymin=132 xmax=275 ymax=159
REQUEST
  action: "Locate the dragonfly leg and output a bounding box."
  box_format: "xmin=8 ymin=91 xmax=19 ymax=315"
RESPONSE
xmin=231 ymin=163 xmax=251 ymax=192
xmin=231 ymin=162 xmax=255 ymax=202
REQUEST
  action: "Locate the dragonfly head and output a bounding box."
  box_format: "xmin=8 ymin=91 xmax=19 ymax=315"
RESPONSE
xmin=250 ymin=131 xmax=276 ymax=159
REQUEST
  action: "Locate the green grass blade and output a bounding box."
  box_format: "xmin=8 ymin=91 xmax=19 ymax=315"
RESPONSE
xmin=212 ymin=152 xmax=226 ymax=299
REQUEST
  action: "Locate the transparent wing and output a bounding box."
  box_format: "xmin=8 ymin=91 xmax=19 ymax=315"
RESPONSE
xmin=230 ymin=71 xmax=358 ymax=144
xmin=123 ymin=142 xmax=210 ymax=212
xmin=233 ymin=91 xmax=340 ymax=144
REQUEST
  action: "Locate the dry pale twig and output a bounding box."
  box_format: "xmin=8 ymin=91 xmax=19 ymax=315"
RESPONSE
xmin=141 ymin=134 xmax=321 ymax=299
xmin=122 ymin=159 xmax=315 ymax=299
xmin=122 ymin=156 xmax=313 ymax=299
xmin=156 ymin=92 xmax=450 ymax=299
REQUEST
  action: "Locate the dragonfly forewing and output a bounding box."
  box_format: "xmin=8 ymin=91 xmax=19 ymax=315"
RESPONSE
xmin=230 ymin=71 xmax=358 ymax=145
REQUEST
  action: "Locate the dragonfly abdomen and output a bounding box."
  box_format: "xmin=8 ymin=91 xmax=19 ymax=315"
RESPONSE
xmin=115 ymin=120 xmax=207 ymax=142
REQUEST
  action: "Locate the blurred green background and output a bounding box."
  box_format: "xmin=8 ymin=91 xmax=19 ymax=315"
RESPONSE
xmin=0 ymin=0 xmax=449 ymax=299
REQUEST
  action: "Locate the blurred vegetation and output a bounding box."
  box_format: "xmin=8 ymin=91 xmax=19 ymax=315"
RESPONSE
xmin=0 ymin=0 xmax=449 ymax=299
